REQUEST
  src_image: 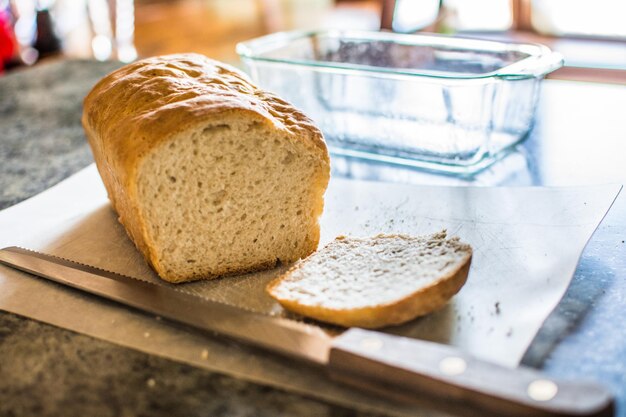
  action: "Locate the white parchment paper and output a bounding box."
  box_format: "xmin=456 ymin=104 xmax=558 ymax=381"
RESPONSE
xmin=0 ymin=165 xmax=619 ymax=416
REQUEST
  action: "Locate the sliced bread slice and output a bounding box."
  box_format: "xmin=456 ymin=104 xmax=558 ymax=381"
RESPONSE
xmin=267 ymin=231 xmax=472 ymax=328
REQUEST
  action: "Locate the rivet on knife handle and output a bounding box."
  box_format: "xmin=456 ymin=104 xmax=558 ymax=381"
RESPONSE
xmin=328 ymin=328 xmax=614 ymax=417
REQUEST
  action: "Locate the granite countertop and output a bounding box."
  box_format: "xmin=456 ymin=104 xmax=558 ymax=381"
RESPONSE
xmin=0 ymin=60 xmax=383 ymax=417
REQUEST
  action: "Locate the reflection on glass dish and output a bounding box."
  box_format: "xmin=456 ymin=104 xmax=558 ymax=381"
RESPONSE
xmin=238 ymin=30 xmax=562 ymax=176
xmin=331 ymin=147 xmax=533 ymax=186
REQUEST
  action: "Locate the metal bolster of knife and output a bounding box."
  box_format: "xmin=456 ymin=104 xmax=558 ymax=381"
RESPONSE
xmin=329 ymin=328 xmax=614 ymax=417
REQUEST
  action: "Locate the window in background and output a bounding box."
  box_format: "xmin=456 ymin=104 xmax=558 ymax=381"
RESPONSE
xmin=530 ymin=0 xmax=626 ymax=39
xmin=443 ymin=0 xmax=512 ymax=32
xmin=388 ymin=0 xmax=513 ymax=33
xmin=391 ymin=0 xmax=626 ymax=39
xmin=391 ymin=0 xmax=440 ymax=33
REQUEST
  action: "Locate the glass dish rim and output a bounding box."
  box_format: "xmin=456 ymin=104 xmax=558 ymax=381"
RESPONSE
xmin=236 ymin=30 xmax=563 ymax=80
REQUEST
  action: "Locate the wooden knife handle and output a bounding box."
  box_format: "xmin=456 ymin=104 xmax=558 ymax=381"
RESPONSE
xmin=328 ymin=329 xmax=614 ymax=417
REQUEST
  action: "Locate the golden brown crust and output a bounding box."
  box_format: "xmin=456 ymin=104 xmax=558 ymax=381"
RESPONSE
xmin=82 ymin=54 xmax=329 ymax=279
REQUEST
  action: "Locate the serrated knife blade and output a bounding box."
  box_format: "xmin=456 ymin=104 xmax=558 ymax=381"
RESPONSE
xmin=0 ymin=246 xmax=331 ymax=365
xmin=0 ymin=246 xmax=614 ymax=417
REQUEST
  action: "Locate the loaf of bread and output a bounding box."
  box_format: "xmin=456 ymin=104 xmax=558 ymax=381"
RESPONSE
xmin=267 ymin=231 xmax=472 ymax=328
xmin=82 ymin=54 xmax=330 ymax=283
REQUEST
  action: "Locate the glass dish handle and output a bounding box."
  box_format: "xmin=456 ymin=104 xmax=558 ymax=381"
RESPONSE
xmin=496 ymin=51 xmax=564 ymax=80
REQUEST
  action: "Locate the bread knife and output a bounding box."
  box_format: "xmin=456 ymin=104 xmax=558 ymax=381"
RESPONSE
xmin=0 ymin=246 xmax=614 ymax=417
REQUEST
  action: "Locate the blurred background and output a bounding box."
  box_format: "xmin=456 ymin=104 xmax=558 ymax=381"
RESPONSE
xmin=0 ymin=0 xmax=625 ymax=83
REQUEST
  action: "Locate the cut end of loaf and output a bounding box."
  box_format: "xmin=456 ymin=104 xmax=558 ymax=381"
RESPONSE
xmin=267 ymin=231 xmax=472 ymax=328
xmin=82 ymin=53 xmax=331 ymax=284
xmin=136 ymin=114 xmax=330 ymax=283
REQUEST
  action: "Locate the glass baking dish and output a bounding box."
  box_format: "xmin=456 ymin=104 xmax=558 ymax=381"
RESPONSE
xmin=237 ymin=31 xmax=563 ymax=175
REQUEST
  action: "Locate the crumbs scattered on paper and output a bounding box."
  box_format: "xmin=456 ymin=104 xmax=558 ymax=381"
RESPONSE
xmin=147 ymin=378 xmax=156 ymax=388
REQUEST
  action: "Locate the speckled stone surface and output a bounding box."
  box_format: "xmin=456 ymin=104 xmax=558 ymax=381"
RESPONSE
xmin=0 ymin=60 xmax=383 ymax=417
xmin=0 ymin=60 xmax=121 ymax=208
xmin=0 ymin=312 xmax=374 ymax=417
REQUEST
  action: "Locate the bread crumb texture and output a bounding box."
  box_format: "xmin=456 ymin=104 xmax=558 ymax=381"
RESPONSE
xmin=82 ymin=54 xmax=330 ymax=283
xmin=268 ymin=231 xmax=472 ymax=328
